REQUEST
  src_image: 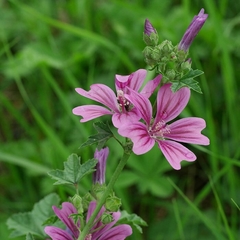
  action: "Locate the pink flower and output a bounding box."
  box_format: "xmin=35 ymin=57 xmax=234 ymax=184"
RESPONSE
xmin=86 ymin=202 xmax=132 ymax=240
xmin=118 ymin=84 xmax=210 ymax=170
xmin=72 ymin=69 xmax=160 ymax=128
xmin=44 ymin=202 xmax=79 ymax=240
xmin=44 ymin=201 xmax=132 ymax=240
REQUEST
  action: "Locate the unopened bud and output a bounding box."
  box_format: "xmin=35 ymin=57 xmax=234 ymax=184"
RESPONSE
xmin=178 ymin=8 xmax=208 ymax=51
xmin=166 ymin=69 xmax=176 ymax=80
xmin=105 ymin=195 xmax=121 ymax=212
xmin=101 ymin=213 xmax=113 ymax=224
xmin=143 ymin=19 xmax=159 ymax=46
xmin=71 ymin=194 xmax=83 ymax=214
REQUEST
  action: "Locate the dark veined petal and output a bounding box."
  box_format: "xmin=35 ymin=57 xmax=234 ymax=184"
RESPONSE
xmin=98 ymin=224 xmax=133 ymax=240
xmin=118 ymin=122 xmax=155 ymax=154
xmin=158 ymin=140 xmax=196 ymax=170
xmin=167 ymin=117 xmax=210 ymax=145
xmin=75 ymin=84 xmax=119 ymax=112
xmin=44 ymin=226 xmax=73 ymax=240
xmin=154 ymin=83 xmax=190 ymax=124
xmin=92 ymin=212 xmax=121 ymax=239
xmin=115 ymin=69 xmax=147 ymax=92
xmin=140 ymin=74 xmax=161 ymax=98
xmin=52 ymin=202 xmax=79 ymax=239
xmin=112 ymin=109 xmax=140 ymax=128
xmin=125 ymin=88 xmax=152 ymax=125
xmin=72 ymin=105 xmax=113 ymax=122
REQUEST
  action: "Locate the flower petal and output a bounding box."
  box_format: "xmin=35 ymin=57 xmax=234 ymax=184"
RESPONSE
xmin=112 ymin=108 xmax=140 ymax=128
xmin=52 ymin=202 xmax=79 ymax=239
xmin=118 ymin=122 xmax=155 ymax=154
xmin=44 ymin=226 xmax=73 ymax=240
xmin=125 ymin=88 xmax=152 ymax=125
xmin=86 ymin=201 xmax=105 ymax=223
xmin=115 ymin=69 xmax=147 ymax=92
xmin=72 ymin=105 xmax=113 ymax=122
xmin=75 ymin=84 xmax=119 ymax=112
xmin=154 ymin=84 xmax=190 ymax=124
xmin=140 ymin=74 xmax=161 ymax=98
xmin=98 ymin=224 xmax=133 ymax=240
xmin=167 ymin=117 xmax=210 ymax=145
xmin=158 ymin=140 xmax=196 ymax=170
xmin=92 ymin=212 xmax=121 ymax=239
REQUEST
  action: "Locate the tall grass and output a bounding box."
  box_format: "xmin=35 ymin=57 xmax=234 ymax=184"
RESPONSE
xmin=0 ymin=0 xmax=239 ymax=239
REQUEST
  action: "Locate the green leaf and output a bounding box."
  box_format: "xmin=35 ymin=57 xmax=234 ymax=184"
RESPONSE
xmin=80 ymin=122 xmax=113 ymax=149
xmin=7 ymin=193 xmax=60 ymax=238
xmin=26 ymin=233 xmax=35 ymax=240
xmin=48 ymin=154 xmax=98 ymax=185
xmin=118 ymin=210 xmax=148 ymax=234
xmin=171 ymin=69 xmax=204 ymax=93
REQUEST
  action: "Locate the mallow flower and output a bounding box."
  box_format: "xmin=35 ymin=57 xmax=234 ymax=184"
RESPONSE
xmin=72 ymin=69 xmax=160 ymax=128
xmin=44 ymin=201 xmax=132 ymax=240
xmin=118 ymin=84 xmax=210 ymax=170
xmin=178 ymin=8 xmax=208 ymax=52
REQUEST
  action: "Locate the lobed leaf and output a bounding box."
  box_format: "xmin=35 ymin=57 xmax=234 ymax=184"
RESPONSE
xmin=48 ymin=154 xmax=97 ymax=185
xmin=171 ymin=69 xmax=204 ymax=93
xmin=7 ymin=193 xmax=60 ymax=238
xmin=118 ymin=210 xmax=148 ymax=234
xmin=80 ymin=122 xmax=113 ymax=149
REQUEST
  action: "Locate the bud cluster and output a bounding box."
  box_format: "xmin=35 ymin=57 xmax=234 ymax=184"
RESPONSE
xmin=143 ymin=9 xmax=207 ymax=84
xmin=143 ymin=40 xmax=191 ymax=83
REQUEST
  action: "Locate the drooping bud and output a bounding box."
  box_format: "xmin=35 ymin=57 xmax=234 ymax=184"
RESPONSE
xmin=178 ymin=8 xmax=208 ymax=52
xmin=143 ymin=19 xmax=159 ymax=46
xmin=93 ymin=147 xmax=109 ymax=185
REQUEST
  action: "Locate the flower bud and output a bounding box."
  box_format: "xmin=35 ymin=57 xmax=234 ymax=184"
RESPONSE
xmin=166 ymin=69 xmax=176 ymax=80
xmin=71 ymin=194 xmax=83 ymax=214
xmin=101 ymin=213 xmax=113 ymax=224
xmin=181 ymin=59 xmax=192 ymax=71
xmin=105 ymin=195 xmax=121 ymax=212
xmin=93 ymin=147 xmax=109 ymax=185
xmin=143 ymin=19 xmax=159 ymax=46
xmin=178 ymin=8 xmax=208 ymax=51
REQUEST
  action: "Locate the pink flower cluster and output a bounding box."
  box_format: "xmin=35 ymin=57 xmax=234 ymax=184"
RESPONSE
xmin=73 ymin=69 xmax=209 ymax=170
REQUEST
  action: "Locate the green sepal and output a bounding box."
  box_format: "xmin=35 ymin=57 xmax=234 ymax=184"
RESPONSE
xmin=7 ymin=193 xmax=60 ymax=238
xmin=71 ymin=194 xmax=83 ymax=214
xmin=171 ymin=69 xmax=204 ymax=93
xmin=117 ymin=210 xmax=148 ymax=234
xmin=105 ymin=194 xmax=122 ymax=212
xmin=48 ymin=154 xmax=97 ymax=186
xmin=80 ymin=122 xmax=113 ymax=149
xmin=101 ymin=213 xmax=113 ymax=224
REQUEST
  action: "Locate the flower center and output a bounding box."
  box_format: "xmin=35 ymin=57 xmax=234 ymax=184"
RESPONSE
xmin=85 ymin=234 xmax=92 ymax=240
xmin=117 ymin=90 xmax=131 ymax=112
xmin=148 ymin=120 xmax=170 ymax=140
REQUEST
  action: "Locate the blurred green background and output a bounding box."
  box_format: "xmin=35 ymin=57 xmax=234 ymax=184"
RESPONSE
xmin=0 ymin=0 xmax=240 ymax=239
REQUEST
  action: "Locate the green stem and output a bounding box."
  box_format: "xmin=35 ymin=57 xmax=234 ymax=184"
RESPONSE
xmin=78 ymin=151 xmax=131 ymax=240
